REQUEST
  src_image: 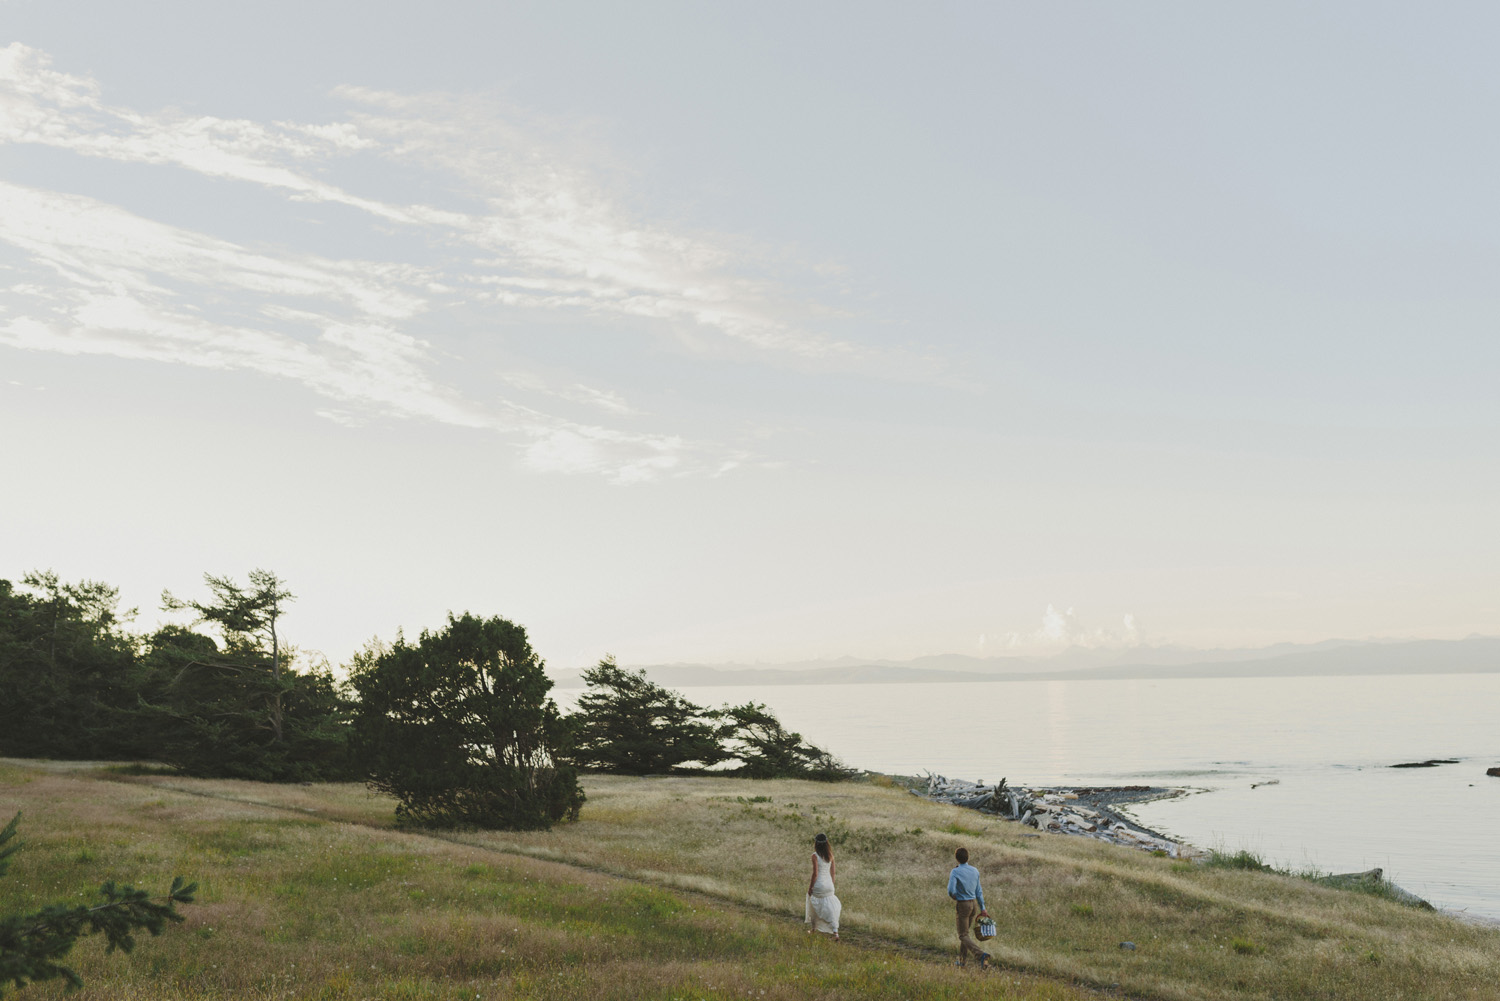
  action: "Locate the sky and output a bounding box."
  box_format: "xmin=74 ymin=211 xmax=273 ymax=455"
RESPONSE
xmin=2 ymin=2 xmax=1497 ymax=672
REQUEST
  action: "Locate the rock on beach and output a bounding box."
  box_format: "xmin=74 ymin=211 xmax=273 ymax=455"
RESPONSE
xmin=918 ymin=773 xmax=1201 ymax=857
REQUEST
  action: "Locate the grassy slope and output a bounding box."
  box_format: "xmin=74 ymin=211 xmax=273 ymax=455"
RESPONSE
xmin=0 ymin=762 xmax=1495 ymax=1000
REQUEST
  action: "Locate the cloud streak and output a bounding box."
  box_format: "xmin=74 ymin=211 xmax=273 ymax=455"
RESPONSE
xmin=0 ymin=180 xmax=695 ymax=480
xmin=1 ymin=44 xmax=862 ymax=357
xmin=0 ymin=42 xmax=912 ymax=478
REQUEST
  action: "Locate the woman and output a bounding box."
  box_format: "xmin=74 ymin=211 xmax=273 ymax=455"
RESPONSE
xmin=805 ymin=832 xmax=842 ymax=941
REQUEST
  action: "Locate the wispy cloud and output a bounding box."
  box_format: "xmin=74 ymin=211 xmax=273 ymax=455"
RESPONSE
xmin=1 ymin=43 xmax=864 ymax=357
xmin=498 ymin=370 xmax=639 ymax=416
xmin=336 ymin=86 xmax=859 ymax=360
xmin=0 ymin=180 xmax=695 ymax=480
xmin=0 ymin=42 xmax=909 ymax=478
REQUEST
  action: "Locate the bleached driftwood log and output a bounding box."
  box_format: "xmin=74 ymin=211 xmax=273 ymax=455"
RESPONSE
xmin=918 ymin=773 xmax=1200 ymax=858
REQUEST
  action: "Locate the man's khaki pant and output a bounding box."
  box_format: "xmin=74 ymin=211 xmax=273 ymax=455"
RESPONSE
xmin=954 ymin=898 xmax=987 ymax=965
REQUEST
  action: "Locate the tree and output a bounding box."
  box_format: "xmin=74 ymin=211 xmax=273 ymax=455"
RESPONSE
xmin=717 ymin=702 xmax=854 ymax=781
xmin=162 ymin=570 xmax=294 ymax=742
xmin=348 ymin=613 xmax=583 ymax=829
xmin=568 ymin=657 xmax=729 ymax=774
xmin=137 ymin=626 xmax=353 ymax=782
xmin=147 ymin=571 xmax=351 ymax=781
xmin=0 ymin=574 xmax=150 ymax=761
xmin=0 ymin=813 xmax=194 ymax=995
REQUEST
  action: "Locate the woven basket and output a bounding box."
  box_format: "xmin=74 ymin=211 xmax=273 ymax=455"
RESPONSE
xmin=975 ymin=916 xmax=997 ymax=941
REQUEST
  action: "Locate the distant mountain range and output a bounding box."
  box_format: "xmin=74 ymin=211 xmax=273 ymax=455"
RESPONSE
xmin=549 ymin=636 xmax=1500 ymax=688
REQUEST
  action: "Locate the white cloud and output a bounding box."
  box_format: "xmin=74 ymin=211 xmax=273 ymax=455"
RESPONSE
xmin=0 ymin=180 xmax=486 ymax=426
xmin=0 ymin=179 xmax=697 ymax=477
xmin=498 ymin=370 xmax=638 ymax=416
xmin=1005 ymin=605 xmax=1147 ymax=651
xmin=0 ymin=43 xmax=870 ymax=363
xmin=521 ymin=427 xmax=686 ymax=485
xmin=0 ymin=42 xmax=942 ymax=479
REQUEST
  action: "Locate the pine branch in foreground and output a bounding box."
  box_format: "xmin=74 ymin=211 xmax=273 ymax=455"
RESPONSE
xmin=0 ymin=813 xmax=196 ymax=994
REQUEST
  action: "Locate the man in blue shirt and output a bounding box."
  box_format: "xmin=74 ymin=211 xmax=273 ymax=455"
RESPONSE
xmin=947 ymin=847 xmax=991 ymax=968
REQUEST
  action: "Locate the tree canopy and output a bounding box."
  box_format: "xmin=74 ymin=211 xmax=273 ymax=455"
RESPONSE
xmin=140 ymin=570 xmax=351 ymax=781
xmin=1 ymin=564 xmax=855 ymax=805
xmin=0 ymin=570 xmax=352 ymax=782
xmin=139 ymin=623 xmax=352 ymax=782
xmin=568 ymin=657 xmax=729 ymax=775
xmin=0 ymin=573 xmax=152 ymax=761
xmin=566 ymin=659 xmax=851 ymax=780
xmin=717 ymin=701 xmax=853 ymax=781
xmin=348 ymin=613 xmax=583 ymax=829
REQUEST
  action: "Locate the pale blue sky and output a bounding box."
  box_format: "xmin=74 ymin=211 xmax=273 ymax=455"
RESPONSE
xmin=2 ymin=3 xmax=1496 ymax=669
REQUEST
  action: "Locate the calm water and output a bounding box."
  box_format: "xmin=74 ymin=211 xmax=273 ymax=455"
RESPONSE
xmin=554 ymin=673 xmax=1500 ymax=920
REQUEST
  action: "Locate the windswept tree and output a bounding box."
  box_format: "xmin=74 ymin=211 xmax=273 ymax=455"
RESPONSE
xmin=348 ymin=613 xmax=583 ymax=830
xmin=0 ymin=814 xmax=194 ymax=995
xmin=161 ymin=570 xmax=293 ymax=741
xmin=717 ymin=702 xmax=853 ymax=781
xmin=568 ymin=657 xmax=728 ymax=774
xmin=144 ymin=571 xmax=351 ymax=781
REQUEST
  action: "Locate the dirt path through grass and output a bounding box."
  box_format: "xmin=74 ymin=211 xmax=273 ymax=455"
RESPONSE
xmin=89 ymin=766 xmax=1123 ymax=998
xmin=7 ymin=761 xmax=1497 ymax=1001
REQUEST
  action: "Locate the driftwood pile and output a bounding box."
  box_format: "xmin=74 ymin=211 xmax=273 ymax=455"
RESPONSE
xmin=919 ymin=773 xmax=1199 ymax=858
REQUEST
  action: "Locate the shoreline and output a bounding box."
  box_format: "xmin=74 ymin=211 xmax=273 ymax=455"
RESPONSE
xmin=910 ymin=773 xmax=1203 ymax=857
xmin=908 ymin=772 xmax=1492 ymax=921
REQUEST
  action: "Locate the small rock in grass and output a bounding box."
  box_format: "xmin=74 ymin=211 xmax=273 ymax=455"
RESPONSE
xmin=1119 ymin=941 xmax=1137 ymax=950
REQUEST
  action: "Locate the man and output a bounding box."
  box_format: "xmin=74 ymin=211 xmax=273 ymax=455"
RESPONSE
xmin=947 ymin=847 xmax=991 ymax=969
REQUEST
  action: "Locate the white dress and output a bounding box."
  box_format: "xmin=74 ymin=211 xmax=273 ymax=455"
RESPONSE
xmin=804 ymin=853 xmax=841 ymax=934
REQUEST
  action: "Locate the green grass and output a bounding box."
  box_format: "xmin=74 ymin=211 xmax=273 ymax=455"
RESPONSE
xmin=1205 ymin=849 xmax=1274 ymax=872
xmin=1207 ymin=849 xmax=1436 ymax=909
xmin=0 ymin=761 xmax=1083 ymax=1001
xmin=2 ymin=760 xmax=1498 ymax=1001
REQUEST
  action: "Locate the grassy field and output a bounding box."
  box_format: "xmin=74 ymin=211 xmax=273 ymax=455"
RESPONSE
xmin=1 ymin=760 xmax=1496 ymax=1000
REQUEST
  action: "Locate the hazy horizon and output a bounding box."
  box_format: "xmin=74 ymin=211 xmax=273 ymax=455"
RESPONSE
xmin=4 ymin=4 xmax=1496 ymax=669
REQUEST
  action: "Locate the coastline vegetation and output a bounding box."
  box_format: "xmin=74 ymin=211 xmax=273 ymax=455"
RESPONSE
xmin=2 ymin=760 xmax=1496 ymax=1000
xmin=1204 ymin=848 xmax=1434 ymax=909
xmin=4 ymin=568 xmax=1499 ymax=997
xmin=0 ymin=570 xmax=846 ymax=802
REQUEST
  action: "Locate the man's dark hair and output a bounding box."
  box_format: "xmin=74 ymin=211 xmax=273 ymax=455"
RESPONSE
xmin=955 ymin=847 xmax=969 ymax=864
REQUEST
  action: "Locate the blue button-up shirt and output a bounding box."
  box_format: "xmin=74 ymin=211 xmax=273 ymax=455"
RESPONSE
xmin=947 ymin=863 xmax=986 ymax=911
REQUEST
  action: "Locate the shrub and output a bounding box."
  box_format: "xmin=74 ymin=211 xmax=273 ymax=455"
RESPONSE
xmin=1206 ymin=849 xmax=1273 ymax=872
xmin=349 ymin=613 xmax=582 ymax=829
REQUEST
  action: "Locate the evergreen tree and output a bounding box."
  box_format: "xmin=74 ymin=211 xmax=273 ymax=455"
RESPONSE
xmin=0 ymin=574 xmax=151 ymax=760
xmin=0 ymin=814 xmax=194 ymax=994
xmin=568 ymin=657 xmax=728 ymax=774
xmin=716 ymin=702 xmax=853 ymax=780
xmin=142 ymin=571 xmax=352 ymax=781
xmin=138 ymin=625 xmax=353 ymax=782
xmin=161 ymin=570 xmax=295 ymax=742
xmin=348 ymin=613 xmax=583 ymax=829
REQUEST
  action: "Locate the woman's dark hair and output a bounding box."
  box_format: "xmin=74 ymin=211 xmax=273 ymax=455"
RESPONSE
xmin=814 ymin=832 xmax=832 ymax=862
xmin=955 ymin=847 xmax=969 ymax=864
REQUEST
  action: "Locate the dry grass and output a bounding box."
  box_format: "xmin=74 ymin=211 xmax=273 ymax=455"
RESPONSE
xmin=0 ymin=761 xmax=1082 ymax=1000
xmin=3 ymin=760 xmax=1498 ymax=999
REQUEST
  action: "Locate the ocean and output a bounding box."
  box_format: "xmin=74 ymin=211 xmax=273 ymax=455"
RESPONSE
xmin=554 ymin=672 xmax=1500 ymax=920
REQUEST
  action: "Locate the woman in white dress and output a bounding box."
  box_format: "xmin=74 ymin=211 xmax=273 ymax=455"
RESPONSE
xmin=805 ymin=832 xmax=841 ymax=940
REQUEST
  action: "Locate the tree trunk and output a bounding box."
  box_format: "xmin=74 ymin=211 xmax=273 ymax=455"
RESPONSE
xmin=268 ymin=615 xmax=284 ymax=744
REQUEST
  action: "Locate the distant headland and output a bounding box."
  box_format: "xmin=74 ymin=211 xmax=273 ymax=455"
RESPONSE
xmin=551 ymin=636 xmax=1500 ymax=688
